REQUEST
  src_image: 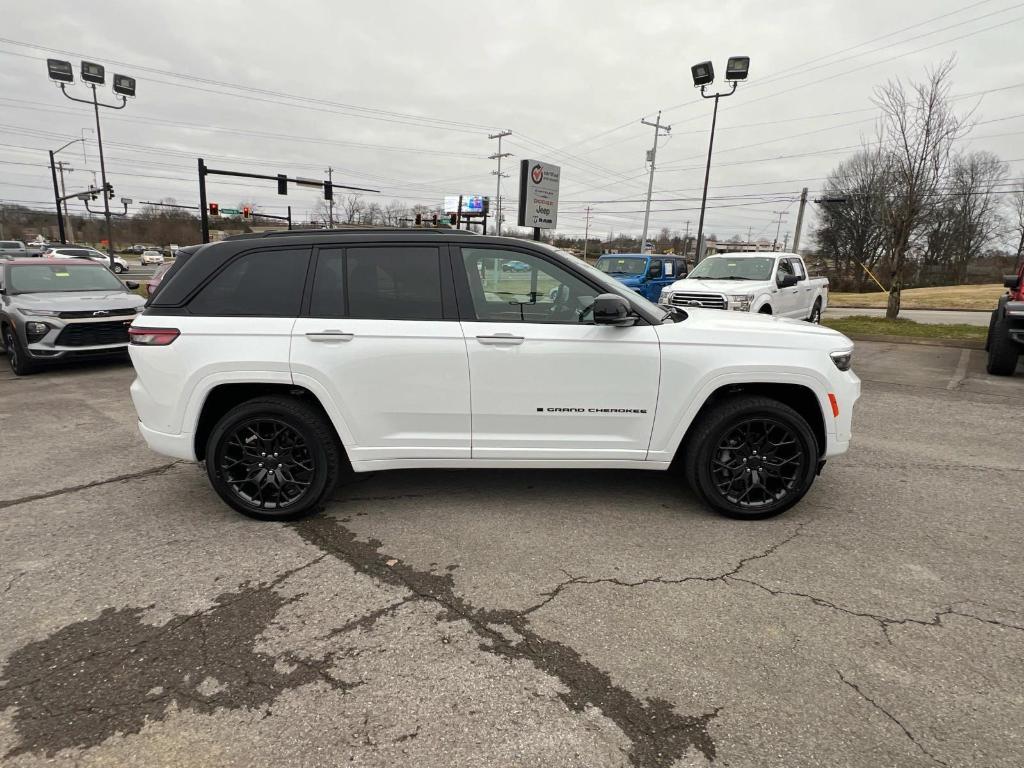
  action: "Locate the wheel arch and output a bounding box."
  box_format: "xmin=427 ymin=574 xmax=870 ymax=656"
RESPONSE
xmin=193 ymin=382 xmax=341 ymax=462
xmin=670 ymin=381 xmax=827 ymax=468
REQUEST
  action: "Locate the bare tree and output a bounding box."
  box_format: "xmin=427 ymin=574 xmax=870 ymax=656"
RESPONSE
xmin=1010 ymin=180 xmax=1024 ymax=268
xmin=363 ymin=202 xmax=383 ymax=225
xmin=945 ymin=151 xmax=1008 ymax=283
xmin=341 ymin=194 xmax=364 ymax=224
xmin=310 ymin=199 xmax=332 ymax=228
xmin=874 ymin=58 xmax=971 ymax=317
xmin=382 ymin=200 xmax=407 ymax=226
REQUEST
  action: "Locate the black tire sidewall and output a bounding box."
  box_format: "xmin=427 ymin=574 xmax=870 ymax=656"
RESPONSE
xmin=206 ymin=400 xmax=335 ymax=521
xmin=986 ymin=317 xmax=1020 ymax=376
xmin=4 ymin=327 xmax=34 ymax=376
xmin=689 ymin=399 xmax=818 ymax=520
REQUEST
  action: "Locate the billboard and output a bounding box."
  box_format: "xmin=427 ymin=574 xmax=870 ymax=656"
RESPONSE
xmin=443 ymin=194 xmax=487 ymax=215
xmin=517 ymin=159 xmax=560 ymax=229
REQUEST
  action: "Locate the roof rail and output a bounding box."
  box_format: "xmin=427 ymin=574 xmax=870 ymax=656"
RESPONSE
xmin=224 ymin=227 xmax=479 ymax=240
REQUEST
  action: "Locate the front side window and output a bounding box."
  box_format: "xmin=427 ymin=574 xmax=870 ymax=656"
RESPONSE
xmin=188 ymin=248 xmax=309 ymax=317
xmin=777 ymin=259 xmax=795 ymax=278
xmin=309 ymin=249 xmax=345 ymax=317
xmin=791 ymin=259 xmax=806 ymax=280
xmin=7 ymin=264 xmax=125 ymax=293
xmin=346 ymin=246 xmax=442 ymax=320
xmin=663 ymin=260 xmax=675 ymax=278
xmin=461 ymin=248 xmax=599 ymax=324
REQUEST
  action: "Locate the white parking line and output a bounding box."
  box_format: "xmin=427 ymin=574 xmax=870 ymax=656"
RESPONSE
xmin=946 ymin=349 xmax=971 ymax=390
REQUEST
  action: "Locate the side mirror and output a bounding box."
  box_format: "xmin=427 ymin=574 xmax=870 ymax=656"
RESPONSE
xmin=592 ymin=293 xmax=636 ymax=326
xmin=124 ymin=280 xmax=140 ymax=290
xmin=1003 ymin=274 xmax=1021 ymax=290
xmin=777 ymin=273 xmax=799 ymax=288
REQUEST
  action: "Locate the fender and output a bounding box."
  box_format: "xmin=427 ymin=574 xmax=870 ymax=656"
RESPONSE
xmin=647 ymin=366 xmax=834 ymax=463
xmin=181 ymin=368 xmax=294 ymax=435
xmin=753 ymin=294 xmax=774 ymax=313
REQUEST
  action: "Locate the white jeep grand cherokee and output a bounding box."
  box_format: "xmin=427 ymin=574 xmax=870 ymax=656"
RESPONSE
xmin=129 ymin=230 xmax=859 ymax=521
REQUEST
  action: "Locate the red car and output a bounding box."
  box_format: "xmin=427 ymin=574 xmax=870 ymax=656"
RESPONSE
xmin=145 ymin=263 xmax=173 ymax=297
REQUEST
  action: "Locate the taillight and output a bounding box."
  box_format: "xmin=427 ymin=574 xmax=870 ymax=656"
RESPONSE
xmin=129 ymin=327 xmax=179 ymax=346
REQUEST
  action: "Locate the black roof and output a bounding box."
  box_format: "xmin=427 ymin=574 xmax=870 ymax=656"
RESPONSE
xmin=224 ymin=227 xmax=476 ymax=241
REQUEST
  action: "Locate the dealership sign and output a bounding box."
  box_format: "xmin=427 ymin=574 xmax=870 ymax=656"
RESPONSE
xmin=517 ymin=159 xmax=560 ymax=229
xmin=443 ymin=194 xmax=487 ymax=215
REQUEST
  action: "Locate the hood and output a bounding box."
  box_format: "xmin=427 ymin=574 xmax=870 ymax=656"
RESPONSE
xmin=668 ymin=277 xmax=769 ymax=293
xmin=13 ymin=290 xmax=145 ymax=311
xmin=660 ymin=307 xmax=851 ymax=351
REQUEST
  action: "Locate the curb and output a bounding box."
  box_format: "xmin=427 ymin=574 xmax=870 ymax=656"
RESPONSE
xmin=828 ymin=305 xmax=991 ymax=313
xmin=837 ymin=333 xmax=985 ymax=350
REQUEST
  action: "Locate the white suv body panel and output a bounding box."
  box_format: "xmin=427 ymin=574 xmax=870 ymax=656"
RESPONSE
xmin=290 ymin=318 xmax=471 ymax=461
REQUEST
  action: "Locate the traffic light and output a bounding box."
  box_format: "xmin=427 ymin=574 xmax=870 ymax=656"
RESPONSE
xmin=104 ymin=182 xmax=114 ymax=199
xmin=414 ymin=213 xmax=422 ymax=226
xmin=242 ymin=206 xmax=252 ymax=219
xmin=209 ymin=202 xmax=219 ymax=216
xmin=449 ymin=213 xmax=457 ymax=225
xmin=323 ymin=180 xmax=333 ymax=201
xmin=431 ymin=214 xmax=438 ymax=226
xmin=277 ymin=174 xmax=288 ymax=195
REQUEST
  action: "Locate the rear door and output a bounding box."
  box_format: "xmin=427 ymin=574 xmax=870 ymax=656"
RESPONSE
xmin=290 ymin=243 xmax=471 ymax=462
xmin=455 ymin=245 xmax=660 ymax=461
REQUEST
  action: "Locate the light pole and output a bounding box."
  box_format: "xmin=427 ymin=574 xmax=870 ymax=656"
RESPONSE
xmin=45 ymin=59 xmax=136 ymax=268
xmin=691 ymin=56 xmax=749 ymax=262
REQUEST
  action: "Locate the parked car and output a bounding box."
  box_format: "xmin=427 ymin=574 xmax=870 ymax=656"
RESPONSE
xmin=130 ymin=244 xmax=148 ymax=254
xmin=0 ymin=258 xmax=144 ymax=375
xmin=660 ymin=252 xmax=829 ymax=322
xmin=501 ymin=260 xmax=530 ymax=272
xmin=129 ymin=229 xmax=859 ymax=522
xmin=140 ymin=249 xmax=165 ymax=266
xmin=984 ymin=263 xmax=1024 ymax=376
xmin=594 ymin=254 xmax=688 ymax=302
xmin=0 ymin=241 xmax=28 ymax=260
xmin=145 ymin=262 xmax=173 ymax=297
xmin=45 ymin=246 xmax=129 ymax=274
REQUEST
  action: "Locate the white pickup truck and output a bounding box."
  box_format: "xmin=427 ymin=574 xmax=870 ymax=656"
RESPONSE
xmin=659 ymin=252 xmax=828 ymax=322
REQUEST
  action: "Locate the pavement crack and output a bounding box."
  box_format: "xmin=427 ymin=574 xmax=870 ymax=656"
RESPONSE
xmin=292 ymin=516 xmax=719 ymax=768
xmin=0 ymin=461 xmax=181 ymax=510
xmin=837 ymin=671 xmax=948 ymax=767
xmin=2 ymin=571 xmax=26 ymax=597
xmin=327 ymin=595 xmax=417 ymax=637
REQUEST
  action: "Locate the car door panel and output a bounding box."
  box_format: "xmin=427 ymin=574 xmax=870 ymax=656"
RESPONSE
xmin=456 ymin=246 xmax=660 ymax=460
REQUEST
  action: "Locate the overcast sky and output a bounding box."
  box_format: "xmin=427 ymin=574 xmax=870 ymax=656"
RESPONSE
xmin=2 ymin=0 xmax=1023 ymax=244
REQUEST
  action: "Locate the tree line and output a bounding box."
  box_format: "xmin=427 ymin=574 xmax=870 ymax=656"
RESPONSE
xmin=813 ymin=58 xmax=1024 ymax=317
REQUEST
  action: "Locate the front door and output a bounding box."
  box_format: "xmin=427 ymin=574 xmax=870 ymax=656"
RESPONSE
xmin=775 ymin=258 xmax=802 ymax=317
xmin=455 ymin=246 xmax=660 ymax=461
xmin=290 ymin=244 xmax=471 ymax=463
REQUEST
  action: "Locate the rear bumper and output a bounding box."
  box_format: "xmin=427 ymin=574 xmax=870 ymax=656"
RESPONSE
xmin=138 ymin=421 xmax=196 ymax=462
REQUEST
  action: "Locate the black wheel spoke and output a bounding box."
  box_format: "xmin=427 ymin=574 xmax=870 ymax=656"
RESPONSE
xmin=217 ymin=417 xmax=316 ymax=511
xmin=709 ymin=415 xmax=807 ymax=510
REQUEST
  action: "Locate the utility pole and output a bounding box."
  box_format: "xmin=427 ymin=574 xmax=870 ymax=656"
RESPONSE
xmin=582 ymin=206 xmax=592 ymax=260
xmin=324 ymin=167 xmax=335 ymax=227
xmin=771 ymin=210 xmax=788 ymax=251
xmin=791 ymin=187 xmax=809 ymax=253
xmin=783 ymin=232 xmax=790 ymax=251
xmin=48 ymin=151 xmax=67 ymax=244
xmin=56 ymin=160 xmax=75 ymax=242
xmin=640 ymin=111 xmax=671 ymax=254
xmin=489 ymin=130 xmax=512 ymax=236
xmin=683 ymin=220 xmax=690 ymax=259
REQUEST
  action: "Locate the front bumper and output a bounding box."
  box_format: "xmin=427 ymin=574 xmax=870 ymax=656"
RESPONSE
xmin=22 ymin=315 xmax=135 ymax=360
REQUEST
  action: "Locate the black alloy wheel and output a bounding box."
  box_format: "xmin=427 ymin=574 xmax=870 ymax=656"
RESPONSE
xmin=684 ymin=396 xmax=818 ymax=519
xmin=4 ymin=326 xmax=35 ymax=376
xmin=206 ymin=396 xmax=343 ymax=520
xmin=709 ymin=418 xmax=808 ymax=511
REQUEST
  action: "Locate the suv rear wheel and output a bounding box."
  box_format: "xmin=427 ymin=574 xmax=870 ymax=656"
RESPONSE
xmin=206 ymin=396 xmax=342 ymax=520
xmin=683 ymin=396 xmax=818 ymax=519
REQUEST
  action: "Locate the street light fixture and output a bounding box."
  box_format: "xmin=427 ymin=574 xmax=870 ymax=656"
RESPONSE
xmin=691 ymin=55 xmax=750 ymax=262
xmin=45 ymin=57 xmax=135 ymax=268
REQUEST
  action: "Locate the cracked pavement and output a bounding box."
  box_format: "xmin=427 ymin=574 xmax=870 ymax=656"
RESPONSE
xmin=1 ymin=342 xmax=1022 ymax=767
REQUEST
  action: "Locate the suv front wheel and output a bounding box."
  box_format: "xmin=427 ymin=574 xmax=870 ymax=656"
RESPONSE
xmin=206 ymin=396 xmax=342 ymax=520
xmin=683 ymin=396 xmax=819 ymax=519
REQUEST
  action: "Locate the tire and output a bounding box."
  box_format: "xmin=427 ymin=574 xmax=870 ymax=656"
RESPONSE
xmin=205 ymin=396 xmax=343 ymax=521
xmin=3 ymin=325 xmax=37 ymax=376
xmin=807 ymin=299 xmax=822 ymax=324
xmin=683 ymin=395 xmax=819 ymax=520
xmin=113 ymin=264 xmax=125 ymax=274
xmin=758 ymin=305 xmax=773 ymax=315
xmin=986 ymin=317 xmax=1020 ymax=376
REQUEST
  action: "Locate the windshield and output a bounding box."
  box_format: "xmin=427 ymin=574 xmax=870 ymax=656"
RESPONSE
xmin=688 ymin=256 xmax=775 ymax=281
xmin=595 ymin=256 xmax=647 ymax=276
xmin=8 ymin=264 xmax=126 ymax=294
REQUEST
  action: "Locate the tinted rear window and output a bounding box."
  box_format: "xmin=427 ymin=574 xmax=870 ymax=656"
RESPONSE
xmin=187 ymin=248 xmax=310 ymax=317
xmin=346 ymin=246 xmax=442 ymax=320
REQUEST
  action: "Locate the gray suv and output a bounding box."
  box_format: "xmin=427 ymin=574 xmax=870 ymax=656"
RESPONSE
xmin=1 ymin=258 xmax=144 ymax=375
xmin=0 ymin=241 xmax=28 ymax=259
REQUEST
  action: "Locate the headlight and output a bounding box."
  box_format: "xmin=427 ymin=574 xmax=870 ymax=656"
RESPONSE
xmin=830 ymin=351 xmax=853 ymax=371
xmin=659 ymin=289 xmax=673 ymax=304
xmin=25 ymin=321 xmax=50 ymax=341
xmin=21 ymin=308 xmax=59 ymax=317
xmin=729 ymin=294 xmax=754 ymax=311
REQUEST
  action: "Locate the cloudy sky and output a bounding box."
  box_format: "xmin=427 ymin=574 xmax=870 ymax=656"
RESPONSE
xmin=2 ymin=0 xmax=1023 ymax=244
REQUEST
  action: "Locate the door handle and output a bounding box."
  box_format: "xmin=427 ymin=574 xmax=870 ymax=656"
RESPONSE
xmin=305 ymin=330 xmax=354 ymax=342
xmin=476 ymin=333 xmax=525 ymax=346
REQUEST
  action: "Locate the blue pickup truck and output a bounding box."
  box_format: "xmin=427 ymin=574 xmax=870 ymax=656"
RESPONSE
xmin=593 ymin=253 xmax=688 ymax=302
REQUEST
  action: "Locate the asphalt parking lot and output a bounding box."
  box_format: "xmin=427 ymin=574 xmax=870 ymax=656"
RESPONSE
xmin=1 ymin=342 xmax=1022 ymax=768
